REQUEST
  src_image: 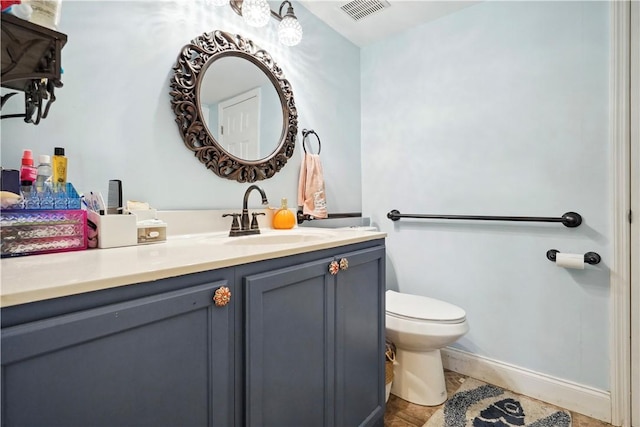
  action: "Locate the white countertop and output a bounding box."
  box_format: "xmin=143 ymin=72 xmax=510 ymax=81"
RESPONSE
xmin=0 ymin=226 xmax=385 ymax=308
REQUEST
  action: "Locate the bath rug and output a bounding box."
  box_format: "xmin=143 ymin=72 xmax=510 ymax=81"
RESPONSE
xmin=423 ymin=378 xmax=571 ymax=427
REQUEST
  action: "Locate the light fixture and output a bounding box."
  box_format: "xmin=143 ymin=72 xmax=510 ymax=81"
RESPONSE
xmin=225 ymin=0 xmax=303 ymax=46
xmin=277 ymin=1 xmax=303 ymax=46
xmin=239 ymin=0 xmax=270 ymax=27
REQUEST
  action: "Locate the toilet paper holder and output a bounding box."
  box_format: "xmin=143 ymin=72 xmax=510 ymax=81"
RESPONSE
xmin=546 ymin=249 xmax=601 ymax=265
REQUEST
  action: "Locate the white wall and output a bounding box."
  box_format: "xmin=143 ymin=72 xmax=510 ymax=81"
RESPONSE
xmin=0 ymin=1 xmax=362 ymax=213
xmin=361 ymin=1 xmax=611 ymax=391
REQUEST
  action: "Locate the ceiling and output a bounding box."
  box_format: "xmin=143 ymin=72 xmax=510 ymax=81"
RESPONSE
xmin=297 ymin=0 xmax=480 ymax=47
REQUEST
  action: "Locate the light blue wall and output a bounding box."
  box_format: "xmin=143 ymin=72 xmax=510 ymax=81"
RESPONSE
xmin=0 ymin=1 xmax=362 ymax=212
xmin=2 ymin=0 xmax=613 ymax=393
xmin=362 ymin=1 xmax=610 ymax=390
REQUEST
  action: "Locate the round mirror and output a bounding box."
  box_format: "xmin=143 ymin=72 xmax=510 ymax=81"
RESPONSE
xmin=170 ymin=30 xmax=297 ymax=183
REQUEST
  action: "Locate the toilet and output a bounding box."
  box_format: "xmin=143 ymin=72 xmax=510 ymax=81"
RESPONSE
xmin=385 ymin=290 xmax=469 ymax=406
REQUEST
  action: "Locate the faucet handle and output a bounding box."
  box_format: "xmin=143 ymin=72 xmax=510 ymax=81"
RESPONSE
xmin=250 ymin=212 xmax=266 ymax=230
xmin=222 ymin=213 xmax=242 ymax=234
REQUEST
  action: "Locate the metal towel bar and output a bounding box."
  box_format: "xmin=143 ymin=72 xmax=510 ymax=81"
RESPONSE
xmin=297 ymin=211 xmax=361 ymax=224
xmin=386 ymin=210 xmax=582 ymax=228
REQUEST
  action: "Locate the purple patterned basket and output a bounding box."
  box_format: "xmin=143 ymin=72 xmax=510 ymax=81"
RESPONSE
xmin=1 ymin=209 xmax=87 ymax=257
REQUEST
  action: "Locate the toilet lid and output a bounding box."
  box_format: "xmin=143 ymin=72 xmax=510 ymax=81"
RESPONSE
xmin=386 ymin=290 xmax=466 ymax=323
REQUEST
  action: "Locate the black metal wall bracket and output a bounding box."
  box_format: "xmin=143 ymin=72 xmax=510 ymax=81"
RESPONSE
xmin=297 ymin=210 xmax=361 ymax=224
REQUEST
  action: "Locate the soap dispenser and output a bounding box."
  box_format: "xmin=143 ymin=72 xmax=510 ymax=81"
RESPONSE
xmin=272 ymin=198 xmax=295 ymax=229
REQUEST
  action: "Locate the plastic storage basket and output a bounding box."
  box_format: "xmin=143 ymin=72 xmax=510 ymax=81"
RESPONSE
xmin=1 ymin=184 xmax=87 ymax=257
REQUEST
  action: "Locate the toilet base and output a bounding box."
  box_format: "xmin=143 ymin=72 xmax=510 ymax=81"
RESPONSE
xmin=390 ymin=348 xmax=447 ymax=406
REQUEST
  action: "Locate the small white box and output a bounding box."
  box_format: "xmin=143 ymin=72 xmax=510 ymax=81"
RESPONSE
xmin=87 ymin=210 xmax=138 ymax=249
xmin=130 ymin=209 xmax=167 ymax=245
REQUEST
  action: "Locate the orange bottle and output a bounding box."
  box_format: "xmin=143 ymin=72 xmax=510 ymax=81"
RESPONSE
xmin=272 ymin=198 xmax=296 ymax=229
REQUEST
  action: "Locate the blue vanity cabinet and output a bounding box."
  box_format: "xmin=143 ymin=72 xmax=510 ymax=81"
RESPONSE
xmin=244 ymin=245 xmax=385 ymax=427
xmin=1 ymin=239 xmax=385 ymax=427
xmin=0 ymin=269 xmax=238 ymax=427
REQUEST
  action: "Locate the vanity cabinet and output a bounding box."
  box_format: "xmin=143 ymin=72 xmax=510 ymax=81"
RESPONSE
xmin=1 ymin=269 xmax=238 ymax=427
xmin=244 ymin=246 xmax=385 ymax=427
xmin=0 ymin=239 xmax=385 ymax=427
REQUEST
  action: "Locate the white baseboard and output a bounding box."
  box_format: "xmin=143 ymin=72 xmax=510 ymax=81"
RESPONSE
xmin=441 ymin=347 xmax=611 ymax=424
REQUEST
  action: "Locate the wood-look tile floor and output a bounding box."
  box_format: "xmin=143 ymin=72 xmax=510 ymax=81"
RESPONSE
xmin=384 ymin=371 xmax=614 ymax=427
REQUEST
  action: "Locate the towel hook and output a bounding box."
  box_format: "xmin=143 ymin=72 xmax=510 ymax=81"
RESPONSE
xmin=302 ymin=129 xmax=321 ymax=154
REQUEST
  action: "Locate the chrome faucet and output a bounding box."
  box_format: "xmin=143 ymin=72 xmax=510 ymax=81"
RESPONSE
xmin=223 ymin=185 xmax=269 ymax=237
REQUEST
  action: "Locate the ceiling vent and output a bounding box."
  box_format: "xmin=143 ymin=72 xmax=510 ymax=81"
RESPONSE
xmin=340 ymin=0 xmax=391 ymax=21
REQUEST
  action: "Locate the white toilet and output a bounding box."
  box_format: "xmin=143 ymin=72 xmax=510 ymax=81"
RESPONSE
xmin=385 ymin=290 xmax=469 ymax=406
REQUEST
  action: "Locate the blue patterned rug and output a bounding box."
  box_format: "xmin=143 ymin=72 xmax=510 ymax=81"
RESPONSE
xmin=424 ymin=378 xmax=572 ymax=427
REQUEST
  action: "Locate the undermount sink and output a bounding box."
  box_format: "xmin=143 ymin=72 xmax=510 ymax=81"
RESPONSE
xmin=191 ymin=229 xmax=341 ymax=246
xmin=223 ymin=230 xmax=336 ymax=246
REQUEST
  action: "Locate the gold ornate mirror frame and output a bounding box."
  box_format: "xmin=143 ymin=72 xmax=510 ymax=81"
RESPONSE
xmin=170 ymin=30 xmax=297 ymax=183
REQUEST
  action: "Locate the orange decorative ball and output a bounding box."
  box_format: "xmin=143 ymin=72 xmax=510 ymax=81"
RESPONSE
xmin=273 ymin=198 xmax=296 ymax=229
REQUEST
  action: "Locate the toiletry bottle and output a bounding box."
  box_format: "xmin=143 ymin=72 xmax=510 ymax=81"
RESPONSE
xmin=20 ymin=180 xmax=32 ymax=197
xmin=272 ymin=198 xmax=296 ymax=229
xmin=35 ymin=154 xmax=52 ymax=192
xmin=20 ymin=149 xmax=37 ymax=183
xmin=52 ymin=147 xmax=67 ymax=187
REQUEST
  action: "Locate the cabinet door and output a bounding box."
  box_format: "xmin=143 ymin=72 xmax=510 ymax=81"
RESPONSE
xmin=1 ymin=279 xmax=235 ymax=427
xmin=245 ymin=258 xmax=335 ymax=427
xmin=335 ymin=247 xmax=386 ymax=427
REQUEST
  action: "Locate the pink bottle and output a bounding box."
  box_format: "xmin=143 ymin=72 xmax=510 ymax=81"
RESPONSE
xmin=20 ymin=149 xmax=37 ymax=183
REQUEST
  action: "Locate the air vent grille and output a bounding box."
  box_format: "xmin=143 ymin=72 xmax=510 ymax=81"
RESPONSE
xmin=340 ymin=0 xmax=391 ymax=21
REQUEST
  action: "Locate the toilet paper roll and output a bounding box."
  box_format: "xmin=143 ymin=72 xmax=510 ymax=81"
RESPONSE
xmin=555 ymin=253 xmax=585 ymax=269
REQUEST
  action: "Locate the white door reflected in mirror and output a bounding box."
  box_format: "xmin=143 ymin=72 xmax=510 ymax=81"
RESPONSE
xmin=219 ymin=88 xmax=260 ymax=159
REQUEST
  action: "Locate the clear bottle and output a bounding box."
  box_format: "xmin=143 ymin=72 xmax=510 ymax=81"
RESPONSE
xmin=52 ymin=147 xmax=67 ymax=187
xmin=35 ymin=154 xmax=52 ymax=192
xmin=20 ymin=149 xmax=37 ymax=184
xmin=20 ymin=180 xmax=33 ymax=198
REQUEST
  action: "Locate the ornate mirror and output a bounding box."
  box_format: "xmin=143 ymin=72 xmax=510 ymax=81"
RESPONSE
xmin=170 ymin=30 xmax=297 ymax=182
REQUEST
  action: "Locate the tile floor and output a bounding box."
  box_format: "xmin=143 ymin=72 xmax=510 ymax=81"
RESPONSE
xmin=384 ymin=370 xmax=615 ymax=427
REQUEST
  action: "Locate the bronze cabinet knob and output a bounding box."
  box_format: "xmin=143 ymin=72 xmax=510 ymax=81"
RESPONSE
xmin=213 ymin=286 xmax=232 ymax=307
xmin=329 ymin=261 xmax=339 ymax=275
xmin=339 ymin=258 xmax=349 ymax=271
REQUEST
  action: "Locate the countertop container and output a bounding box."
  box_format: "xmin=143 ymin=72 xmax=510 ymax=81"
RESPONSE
xmin=1 ymin=183 xmax=86 ymax=257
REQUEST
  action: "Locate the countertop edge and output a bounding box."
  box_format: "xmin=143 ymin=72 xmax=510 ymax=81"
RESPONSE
xmin=1 ymin=231 xmax=386 ymax=308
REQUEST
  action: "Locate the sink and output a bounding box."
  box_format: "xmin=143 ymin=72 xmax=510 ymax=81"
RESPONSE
xmin=186 ymin=227 xmax=377 ymax=248
xmin=223 ymin=230 xmax=336 ymax=246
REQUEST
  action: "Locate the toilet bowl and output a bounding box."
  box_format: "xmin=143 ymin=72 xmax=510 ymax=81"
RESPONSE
xmin=385 ymin=290 xmax=469 ymax=406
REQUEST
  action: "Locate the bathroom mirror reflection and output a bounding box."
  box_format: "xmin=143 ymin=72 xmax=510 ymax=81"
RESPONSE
xmin=170 ymin=30 xmax=297 ymax=183
xmin=200 ymin=57 xmax=284 ymax=161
